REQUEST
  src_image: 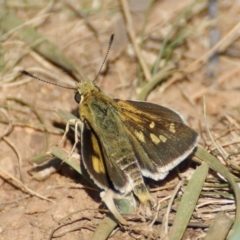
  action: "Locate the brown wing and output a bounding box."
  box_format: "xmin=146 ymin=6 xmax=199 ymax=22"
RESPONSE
xmin=81 ymin=121 xmax=110 ymax=190
xmin=115 ymin=99 xmax=198 ymax=180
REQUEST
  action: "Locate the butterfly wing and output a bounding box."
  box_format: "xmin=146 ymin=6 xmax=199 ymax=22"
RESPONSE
xmin=115 ymin=99 xmax=198 ymax=180
xmin=81 ymin=120 xmax=132 ymax=194
xmin=81 ymin=121 xmax=110 ymax=190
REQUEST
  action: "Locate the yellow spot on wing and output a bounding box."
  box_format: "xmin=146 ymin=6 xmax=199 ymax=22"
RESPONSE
xmin=159 ymin=135 xmax=167 ymax=143
xmin=135 ymin=130 xmax=145 ymax=143
xmin=150 ymin=133 xmax=160 ymax=144
xmin=169 ymin=123 xmax=176 ymax=133
xmin=149 ymin=121 xmax=155 ymax=129
xmin=92 ymin=156 xmax=105 ymax=174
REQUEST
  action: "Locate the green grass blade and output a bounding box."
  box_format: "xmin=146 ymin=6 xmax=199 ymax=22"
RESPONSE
xmin=195 ymin=147 xmax=240 ymax=240
xmin=169 ymin=162 xmax=209 ymax=240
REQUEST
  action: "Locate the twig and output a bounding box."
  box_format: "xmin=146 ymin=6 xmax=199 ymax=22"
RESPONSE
xmin=120 ymin=0 xmax=151 ymax=81
xmin=7 ymin=97 xmax=50 ymax=151
xmin=2 ymin=136 xmax=23 ymax=182
xmin=0 ymin=167 xmax=54 ymax=203
xmin=203 ymin=96 xmax=227 ymax=159
xmin=162 ymin=180 xmax=183 ymax=237
xmin=0 ymin=119 xmax=63 ymax=134
xmin=184 ymin=20 xmax=240 ymax=73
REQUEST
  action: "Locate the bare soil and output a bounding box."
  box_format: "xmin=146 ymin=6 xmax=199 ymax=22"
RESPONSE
xmin=1 ymin=0 xmax=240 ymax=239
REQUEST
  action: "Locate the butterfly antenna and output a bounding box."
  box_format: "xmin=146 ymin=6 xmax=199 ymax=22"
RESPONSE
xmin=93 ymin=34 xmax=114 ymax=83
xmin=19 ymin=70 xmax=75 ymax=90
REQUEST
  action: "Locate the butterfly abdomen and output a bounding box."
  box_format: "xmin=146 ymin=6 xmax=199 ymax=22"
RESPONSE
xmin=116 ymin=155 xmax=152 ymax=202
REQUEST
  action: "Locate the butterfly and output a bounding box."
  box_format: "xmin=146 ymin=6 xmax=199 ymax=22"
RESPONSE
xmin=20 ymin=34 xmax=198 ymax=221
xmin=73 ymin=80 xmax=198 ymax=204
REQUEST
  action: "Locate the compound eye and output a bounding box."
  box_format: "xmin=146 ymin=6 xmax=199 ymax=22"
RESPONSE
xmin=74 ymin=92 xmax=81 ymax=103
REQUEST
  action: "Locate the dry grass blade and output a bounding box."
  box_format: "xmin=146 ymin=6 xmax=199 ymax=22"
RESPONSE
xmin=162 ymin=180 xmax=182 ymax=237
xmin=203 ymin=95 xmax=226 ymax=158
xmin=0 ymin=9 xmax=81 ymax=81
xmin=48 ymin=208 xmax=99 ymax=240
xmin=0 ymin=118 xmax=63 ymax=134
xmin=2 ymin=136 xmax=23 ymax=181
xmin=120 ymin=0 xmax=151 ymax=81
xmin=151 ymin=0 xmax=196 ymax=75
xmin=7 ymin=97 xmax=50 ymax=151
xmin=0 ymin=114 xmax=53 ymax=202
xmin=0 ymin=167 xmax=54 ymax=203
xmin=184 ymin=20 xmax=240 ymax=73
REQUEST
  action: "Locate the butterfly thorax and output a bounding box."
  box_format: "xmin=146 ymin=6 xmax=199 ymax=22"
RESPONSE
xmin=76 ymin=81 xmax=117 ymax=123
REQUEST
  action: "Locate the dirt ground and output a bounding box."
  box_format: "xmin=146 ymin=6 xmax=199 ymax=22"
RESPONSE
xmin=1 ymin=0 xmax=240 ymax=239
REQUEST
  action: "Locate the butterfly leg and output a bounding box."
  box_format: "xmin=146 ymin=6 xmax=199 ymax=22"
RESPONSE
xmin=100 ymin=190 xmax=128 ymax=225
xmin=58 ymin=119 xmax=78 ymax=146
xmin=58 ymin=118 xmax=82 ymax=162
xmin=68 ymin=119 xmax=82 ymax=157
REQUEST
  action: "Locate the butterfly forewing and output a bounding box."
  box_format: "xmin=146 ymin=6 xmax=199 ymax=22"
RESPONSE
xmin=118 ymin=100 xmax=185 ymax=122
xmin=81 ymin=121 xmax=110 ymax=190
xmin=115 ymin=99 xmax=198 ymax=180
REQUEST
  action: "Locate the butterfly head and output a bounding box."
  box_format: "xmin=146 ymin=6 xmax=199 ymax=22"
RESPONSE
xmin=74 ymin=81 xmax=100 ymax=104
